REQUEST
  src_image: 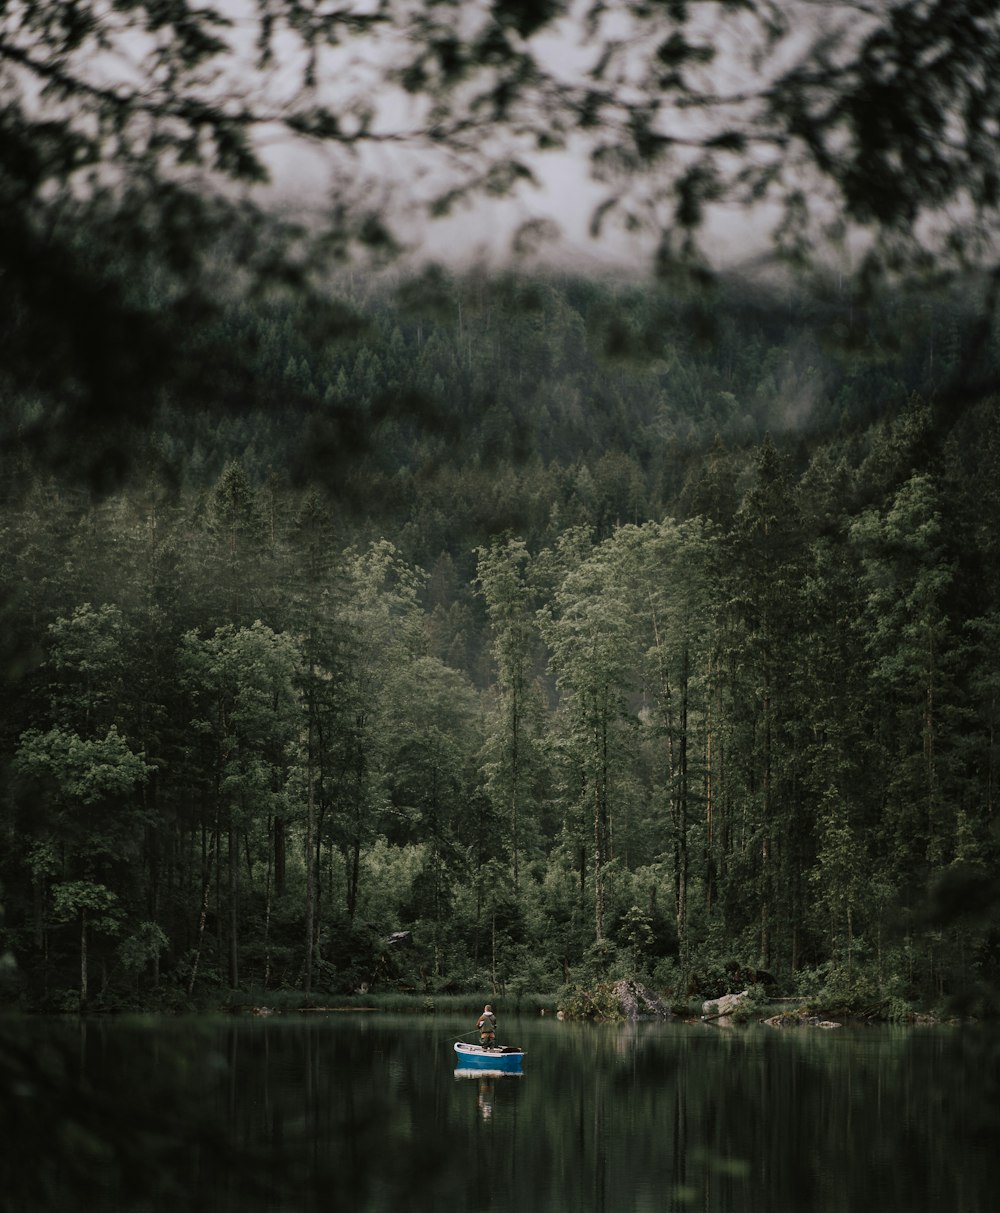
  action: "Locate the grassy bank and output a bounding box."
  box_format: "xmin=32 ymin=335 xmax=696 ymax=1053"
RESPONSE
xmin=218 ymin=989 xmax=562 ymax=1018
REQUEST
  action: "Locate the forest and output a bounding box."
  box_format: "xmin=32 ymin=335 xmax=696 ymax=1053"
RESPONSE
xmin=2 ymin=268 xmax=999 ymax=1019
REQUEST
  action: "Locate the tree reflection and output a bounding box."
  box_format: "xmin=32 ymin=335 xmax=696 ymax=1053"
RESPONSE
xmin=0 ymin=1019 xmax=291 ymax=1211
xmin=2 ymin=1015 xmax=998 ymax=1212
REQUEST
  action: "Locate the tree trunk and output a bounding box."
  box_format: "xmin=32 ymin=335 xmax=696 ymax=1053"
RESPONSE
xmin=274 ymin=816 xmax=286 ymax=898
xmin=188 ymin=826 xmax=218 ymax=998
xmin=264 ymin=818 xmax=274 ymax=990
xmin=676 ymin=647 xmax=689 ymax=962
xmin=704 ymin=670 xmax=715 ymax=915
xmin=593 ymin=702 xmax=611 ymax=944
xmin=304 ymin=710 xmax=316 ymax=995
xmin=228 ymin=824 xmax=239 ymax=989
xmin=79 ymin=907 xmax=88 ymax=1009
xmin=346 ymin=740 xmax=365 ymax=921
xmin=760 ymin=685 xmax=772 ymax=969
xmin=33 ymin=876 xmax=45 ymax=949
xmin=347 ymin=835 xmax=361 ymax=921
xmin=510 ymin=690 xmax=521 ymax=893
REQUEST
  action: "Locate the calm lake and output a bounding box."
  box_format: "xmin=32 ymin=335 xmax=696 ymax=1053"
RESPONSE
xmin=5 ymin=1012 xmax=999 ymax=1212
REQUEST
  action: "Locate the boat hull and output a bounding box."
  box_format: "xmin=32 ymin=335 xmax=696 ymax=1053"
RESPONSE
xmin=454 ymin=1042 xmax=524 ymax=1074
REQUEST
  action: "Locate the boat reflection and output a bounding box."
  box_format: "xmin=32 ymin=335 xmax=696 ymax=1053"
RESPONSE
xmin=453 ymin=1066 xmax=524 ymax=1083
xmin=477 ymin=1076 xmax=494 ymax=1120
xmin=451 ymin=1071 xmax=525 ymax=1122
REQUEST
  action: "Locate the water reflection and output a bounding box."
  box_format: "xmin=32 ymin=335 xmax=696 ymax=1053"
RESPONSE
xmin=2 ymin=1014 xmax=998 ymax=1213
xmin=451 ymin=1070 xmax=524 ymax=1122
xmin=477 ymin=1074 xmax=494 ymax=1120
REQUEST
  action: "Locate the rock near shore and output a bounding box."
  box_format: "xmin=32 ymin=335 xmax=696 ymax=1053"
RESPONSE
xmin=702 ymin=990 xmax=750 ymax=1019
xmin=611 ymin=979 xmax=673 ymax=1020
xmin=763 ymin=1012 xmax=842 ymax=1029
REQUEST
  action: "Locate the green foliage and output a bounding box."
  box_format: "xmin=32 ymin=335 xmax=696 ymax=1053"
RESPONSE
xmin=619 ymin=904 xmax=655 ymax=955
xmin=556 ymin=982 xmax=625 ymax=1021
xmin=14 ymin=726 xmax=150 ymax=808
xmin=3 ymin=290 xmax=1000 ymax=1018
xmin=46 ymin=603 xmax=130 ymax=732
xmin=51 ymin=881 xmax=121 ymax=933
xmin=795 ymin=961 xmax=887 ymax=1017
xmin=118 ymin=922 xmax=170 ymax=974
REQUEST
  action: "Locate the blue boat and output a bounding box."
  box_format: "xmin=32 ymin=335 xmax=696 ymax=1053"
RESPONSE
xmin=453 ymin=1041 xmax=525 ymax=1074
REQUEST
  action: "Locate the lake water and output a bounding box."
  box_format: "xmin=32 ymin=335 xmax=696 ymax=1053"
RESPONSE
xmin=4 ymin=1012 xmax=999 ymax=1212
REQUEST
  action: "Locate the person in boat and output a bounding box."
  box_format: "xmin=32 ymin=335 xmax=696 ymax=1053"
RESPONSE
xmin=476 ymin=1004 xmax=497 ymax=1049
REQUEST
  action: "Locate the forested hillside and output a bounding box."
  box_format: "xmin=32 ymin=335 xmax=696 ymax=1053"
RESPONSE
xmin=2 ymin=271 xmax=999 ymax=1016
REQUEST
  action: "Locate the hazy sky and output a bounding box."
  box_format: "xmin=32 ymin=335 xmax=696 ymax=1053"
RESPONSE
xmin=238 ymin=0 xmax=872 ymax=275
xmin=27 ymin=1 xmax=893 ymax=276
